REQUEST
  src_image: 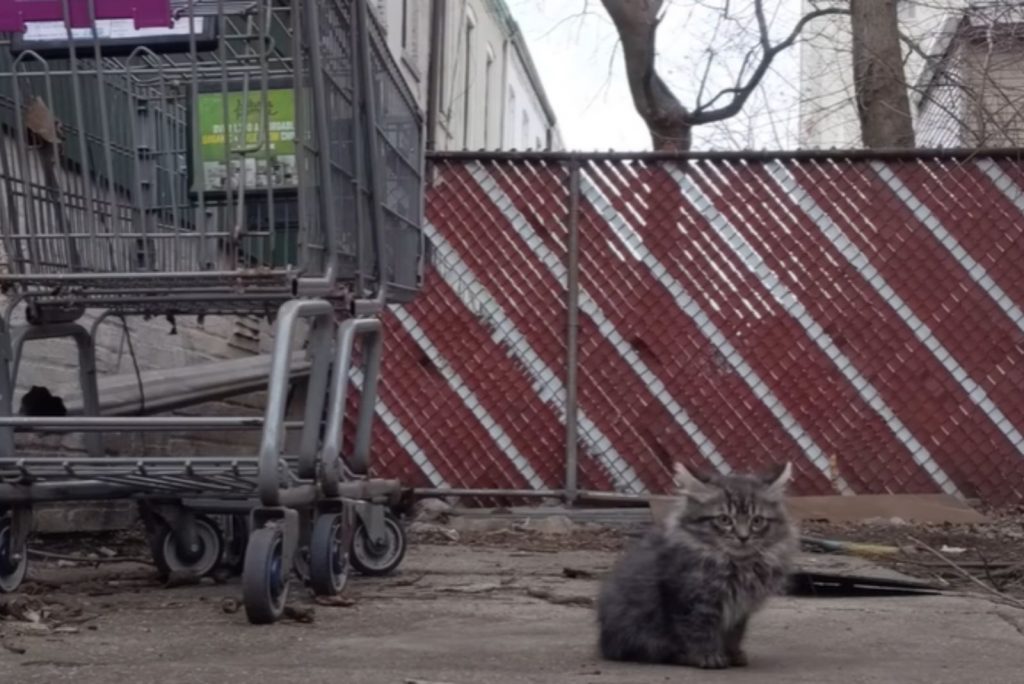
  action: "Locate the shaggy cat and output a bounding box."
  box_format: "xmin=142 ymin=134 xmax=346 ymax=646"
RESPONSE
xmin=597 ymin=462 xmax=797 ymax=669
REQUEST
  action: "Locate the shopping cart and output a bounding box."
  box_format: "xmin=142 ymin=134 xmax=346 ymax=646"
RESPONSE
xmin=0 ymin=0 xmax=424 ymax=623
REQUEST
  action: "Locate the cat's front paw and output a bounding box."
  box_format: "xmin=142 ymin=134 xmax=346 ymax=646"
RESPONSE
xmin=687 ymin=652 xmax=730 ymax=669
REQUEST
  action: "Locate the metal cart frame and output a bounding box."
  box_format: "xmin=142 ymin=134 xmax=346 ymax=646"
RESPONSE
xmin=0 ymin=0 xmax=424 ymax=622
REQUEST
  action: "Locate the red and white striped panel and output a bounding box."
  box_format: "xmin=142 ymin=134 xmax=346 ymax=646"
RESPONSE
xmin=356 ymin=154 xmax=1024 ymax=505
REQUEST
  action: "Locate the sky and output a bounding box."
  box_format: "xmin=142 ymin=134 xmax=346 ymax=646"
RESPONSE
xmin=504 ymin=1 xmax=652 ymax=151
xmin=505 ymin=0 xmax=809 ymax=152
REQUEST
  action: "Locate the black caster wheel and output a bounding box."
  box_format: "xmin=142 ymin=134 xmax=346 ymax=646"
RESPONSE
xmin=350 ymin=512 xmax=406 ymax=577
xmin=242 ymin=526 xmax=289 ymax=624
xmin=0 ymin=518 xmax=28 ymax=593
xmin=309 ymin=512 xmax=352 ymax=596
xmin=155 ymin=516 xmax=223 ymax=579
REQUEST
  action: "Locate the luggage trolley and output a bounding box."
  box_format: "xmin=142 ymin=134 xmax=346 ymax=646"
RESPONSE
xmin=0 ymin=0 xmax=425 ymax=623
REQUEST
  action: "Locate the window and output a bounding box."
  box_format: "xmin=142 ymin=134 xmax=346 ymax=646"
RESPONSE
xmin=521 ymin=111 xmax=529 ymax=150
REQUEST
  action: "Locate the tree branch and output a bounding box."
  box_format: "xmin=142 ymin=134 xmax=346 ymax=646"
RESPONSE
xmin=754 ymin=0 xmax=771 ymax=53
xmin=690 ymin=7 xmax=850 ymax=124
xmin=600 ymin=0 xmax=854 ymax=149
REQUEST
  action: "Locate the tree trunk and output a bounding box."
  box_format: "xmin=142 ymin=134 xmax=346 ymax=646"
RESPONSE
xmin=600 ymin=0 xmax=692 ymax=151
xmin=850 ymin=0 xmax=915 ymax=148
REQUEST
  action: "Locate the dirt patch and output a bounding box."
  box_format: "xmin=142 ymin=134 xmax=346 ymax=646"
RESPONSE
xmin=411 ymin=525 xmax=631 ymax=554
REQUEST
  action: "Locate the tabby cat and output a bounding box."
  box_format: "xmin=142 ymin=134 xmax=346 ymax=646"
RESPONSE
xmin=596 ymin=462 xmax=797 ymax=669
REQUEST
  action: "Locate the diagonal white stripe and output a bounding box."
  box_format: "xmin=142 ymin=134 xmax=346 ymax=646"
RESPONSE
xmin=423 ymin=221 xmax=644 ymax=493
xmin=977 ymin=158 xmax=1024 ymax=217
xmin=579 ymin=172 xmax=851 ymax=493
xmin=466 ymin=165 xmax=732 ymax=476
xmin=389 ymin=306 xmax=548 ymax=490
xmin=671 ymin=165 xmax=960 ymax=496
xmin=874 ymin=162 xmax=1024 ymax=335
xmin=349 ymin=367 xmax=449 ymax=488
xmin=769 ymin=161 xmax=1024 ymax=458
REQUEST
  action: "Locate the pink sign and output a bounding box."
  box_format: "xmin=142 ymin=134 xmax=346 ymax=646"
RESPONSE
xmin=0 ymin=0 xmax=173 ymax=32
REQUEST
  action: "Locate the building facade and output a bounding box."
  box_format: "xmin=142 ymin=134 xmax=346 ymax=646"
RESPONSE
xmin=915 ymin=6 xmax=1024 ymax=147
xmin=377 ymin=0 xmax=561 ymax=152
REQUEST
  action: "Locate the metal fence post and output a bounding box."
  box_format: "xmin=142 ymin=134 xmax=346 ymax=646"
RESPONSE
xmin=564 ymin=160 xmax=581 ymax=504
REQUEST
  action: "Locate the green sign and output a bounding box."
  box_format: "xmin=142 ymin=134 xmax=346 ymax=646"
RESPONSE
xmin=194 ymin=87 xmax=297 ymax=193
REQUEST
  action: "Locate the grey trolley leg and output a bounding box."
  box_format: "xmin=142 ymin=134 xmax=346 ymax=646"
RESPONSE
xmin=242 ymin=298 xmax=336 ymax=625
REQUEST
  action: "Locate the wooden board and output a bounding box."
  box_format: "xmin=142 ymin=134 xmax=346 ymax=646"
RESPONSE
xmin=649 ymin=493 xmax=987 ymax=525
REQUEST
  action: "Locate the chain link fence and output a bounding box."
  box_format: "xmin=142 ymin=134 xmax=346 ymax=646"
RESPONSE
xmin=365 ymin=150 xmax=1024 ymax=505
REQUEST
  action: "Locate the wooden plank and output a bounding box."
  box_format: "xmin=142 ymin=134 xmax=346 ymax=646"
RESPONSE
xmin=784 ymin=494 xmax=987 ymax=524
xmin=649 ymin=493 xmax=987 ymax=525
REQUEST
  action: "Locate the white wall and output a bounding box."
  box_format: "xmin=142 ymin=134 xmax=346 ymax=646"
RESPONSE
xmin=505 ymin=42 xmax=552 ymax=150
xmin=419 ymin=0 xmax=560 ymax=152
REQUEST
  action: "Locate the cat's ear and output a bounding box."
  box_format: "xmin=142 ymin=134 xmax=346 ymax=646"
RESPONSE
xmin=764 ymin=461 xmax=792 ymax=498
xmin=673 ymin=462 xmax=714 ymax=498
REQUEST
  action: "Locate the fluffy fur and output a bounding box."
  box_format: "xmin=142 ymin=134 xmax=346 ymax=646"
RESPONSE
xmin=596 ymin=462 xmax=797 ymax=669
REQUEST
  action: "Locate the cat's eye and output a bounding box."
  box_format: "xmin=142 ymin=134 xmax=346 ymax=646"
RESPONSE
xmin=751 ymin=515 xmax=766 ymax=527
xmin=716 ymin=515 xmax=732 ymax=526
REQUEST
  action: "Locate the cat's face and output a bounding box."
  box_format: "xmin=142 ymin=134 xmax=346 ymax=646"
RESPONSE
xmin=669 ymin=462 xmax=794 ymax=558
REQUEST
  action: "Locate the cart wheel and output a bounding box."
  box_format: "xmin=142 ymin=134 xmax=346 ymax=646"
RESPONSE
xmin=243 ymin=526 xmax=289 ymax=624
xmin=0 ymin=518 xmax=28 ymax=594
xmin=309 ymin=513 xmax=351 ymax=596
xmin=158 ymin=516 xmax=223 ymax=579
xmin=350 ymin=512 xmax=406 ymax=577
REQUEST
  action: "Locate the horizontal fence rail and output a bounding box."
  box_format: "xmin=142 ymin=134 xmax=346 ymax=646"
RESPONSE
xmin=358 ymin=150 xmax=1024 ymax=505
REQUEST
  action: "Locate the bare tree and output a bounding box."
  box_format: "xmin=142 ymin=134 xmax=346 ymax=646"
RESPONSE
xmin=850 ymin=0 xmax=915 ymax=147
xmin=598 ymin=0 xmax=847 ymax=151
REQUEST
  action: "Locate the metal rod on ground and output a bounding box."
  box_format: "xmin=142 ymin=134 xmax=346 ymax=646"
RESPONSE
xmin=413 ymin=488 xmax=565 ymax=499
xmin=575 ymin=490 xmax=651 ymax=506
xmin=564 ymin=160 xmax=581 ymax=505
xmin=0 ymin=416 xmax=267 ymax=430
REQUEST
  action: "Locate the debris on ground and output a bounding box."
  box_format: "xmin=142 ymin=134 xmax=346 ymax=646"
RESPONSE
xmin=220 ymin=598 xmax=241 ymax=614
xmin=312 ymin=595 xmax=356 ymax=607
xmin=0 ymin=594 xmax=97 ymax=634
xmin=407 ymin=522 xmax=460 ymax=543
xmin=800 ymin=509 xmax=1024 ymax=601
xmin=163 ymin=570 xmax=203 ymax=588
xmin=525 ymin=587 xmax=595 ymax=608
xmin=412 ymin=498 xmax=453 ymax=524
xmin=282 ymin=605 xmax=315 ymax=624
xmin=562 ymin=567 xmax=599 ymax=580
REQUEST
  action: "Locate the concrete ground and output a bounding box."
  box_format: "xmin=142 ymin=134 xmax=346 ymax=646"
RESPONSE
xmin=2 ymin=540 xmax=1023 ymax=684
